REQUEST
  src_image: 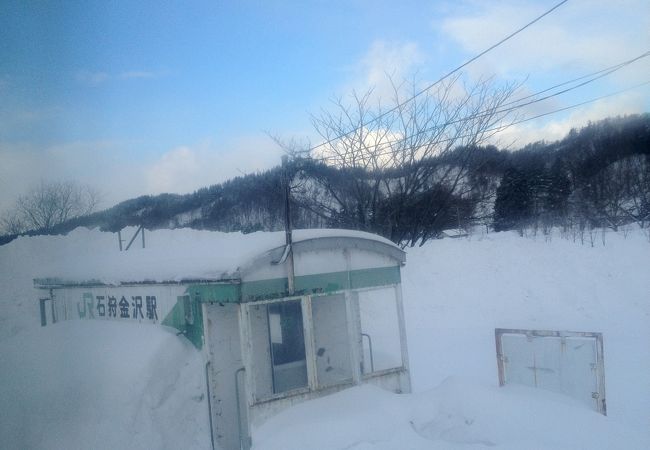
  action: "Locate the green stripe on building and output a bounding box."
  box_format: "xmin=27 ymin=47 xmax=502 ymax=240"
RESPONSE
xmin=162 ymin=265 xmax=401 ymax=349
xmin=162 ymin=295 xmax=204 ymax=349
xmin=241 ymin=265 xmax=401 ymax=302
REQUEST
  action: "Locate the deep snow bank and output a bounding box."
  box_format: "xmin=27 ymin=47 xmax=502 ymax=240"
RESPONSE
xmin=253 ymin=379 xmax=649 ymax=450
xmin=253 ymin=229 xmax=650 ymax=449
xmin=402 ymin=229 xmax=650 ymax=431
xmin=0 ymin=320 xmax=210 ymax=450
xmin=0 ymin=227 xmax=648 ymax=449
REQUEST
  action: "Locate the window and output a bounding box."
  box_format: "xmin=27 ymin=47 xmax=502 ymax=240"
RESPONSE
xmin=358 ymin=287 xmax=403 ymax=374
xmin=268 ymin=300 xmax=308 ymax=394
xmin=249 ymin=300 xmax=309 ymax=399
xmin=248 ymin=289 xmax=401 ymax=402
xmin=312 ymin=294 xmax=353 ymax=387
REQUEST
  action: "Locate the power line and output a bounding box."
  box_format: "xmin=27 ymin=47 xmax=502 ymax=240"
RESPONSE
xmin=500 ymin=51 xmax=650 ymax=108
xmin=412 ymin=50 xmax=650 ymax=135
xmin=306 ymin=52 xmax=649 ymax=164
xmin=311 ymin=80 xmax=650 ymax=165
xmin=502 ymin=80 xmax=650 ymax=127
xmin=308 ymin=0 xmax=570 ymax=153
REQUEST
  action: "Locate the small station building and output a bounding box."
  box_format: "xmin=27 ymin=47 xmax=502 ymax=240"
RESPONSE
xmin=35 ymin=229 xmax=411 ymax=450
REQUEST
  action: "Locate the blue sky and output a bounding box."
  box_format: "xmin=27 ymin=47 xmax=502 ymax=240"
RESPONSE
xmin=1 ymin=0 xmax=649 ymax=212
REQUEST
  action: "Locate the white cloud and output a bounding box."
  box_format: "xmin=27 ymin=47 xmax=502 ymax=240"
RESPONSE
xmin=118 ymin=71 xmax=157 ymax=80
xmin=0 ymin=135 xmax=285 ymax=216
xmin=0 ymin=140 xmax=140 ymax=214
xmin=440 ymin=0 xmax=650 ymax=80
xmin=343 ymin=40 xmax=426 ymax=102
xmin=75 ymin=69 xmax=166 ymax=85
xmin=145 ymin=146 xmax=201 ymax=194
xmin=75 ymin=70 xmax=110 ymax=86
xmin=144 ymin=137 xmax=284 ymax=196
xmin=438 ymin=0 xmax=650 ymax=145
xmin=489 ymin=89 xmax=648 ymax=147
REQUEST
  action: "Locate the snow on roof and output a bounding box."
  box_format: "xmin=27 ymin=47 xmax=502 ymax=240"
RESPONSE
xmin=19 ymin=227 xmax=398 ymax=286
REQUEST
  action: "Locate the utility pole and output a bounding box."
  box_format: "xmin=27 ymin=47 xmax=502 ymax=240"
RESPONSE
xmin=281 ymin=155 xmax=295 ymax=295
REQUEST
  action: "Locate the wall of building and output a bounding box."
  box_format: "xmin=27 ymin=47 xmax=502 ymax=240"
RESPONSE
xmin=248 ymin=303 xmax=274 ymax=400
xmin=204 ymin=303 xmax=246 ymax=450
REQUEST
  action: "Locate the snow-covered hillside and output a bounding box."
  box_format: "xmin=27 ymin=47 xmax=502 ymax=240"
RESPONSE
xmin=0 ymin=228 xmax=648 ymax=449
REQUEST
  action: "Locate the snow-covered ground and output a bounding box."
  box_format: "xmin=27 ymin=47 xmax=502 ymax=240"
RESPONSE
xmin=1 ymin=227 xmax=648 ymax=449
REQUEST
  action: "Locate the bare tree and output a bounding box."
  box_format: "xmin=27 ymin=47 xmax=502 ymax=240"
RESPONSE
xmin=620 ymin=154 xmax=650 ymax=228
xmin=1 ymin=180 xmax=101 ymax=234
xmin=572 ymin=157 xmax=645 ymax=232
xmin=299 ymin=73 xmax=519 ymax=245
xmin=0 ymin=211 xmax=26 ymax=235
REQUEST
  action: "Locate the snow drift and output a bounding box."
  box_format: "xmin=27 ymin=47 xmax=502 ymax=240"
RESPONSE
xmin=0 ymin=227 xmax=648 ymax=449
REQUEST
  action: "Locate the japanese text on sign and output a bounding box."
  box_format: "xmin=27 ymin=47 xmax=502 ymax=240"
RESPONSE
xmin=77 ymin=292 xmax=159 ymax=322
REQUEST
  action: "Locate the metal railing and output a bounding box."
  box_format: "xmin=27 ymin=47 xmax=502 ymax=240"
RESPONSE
xmin=235 ymin=367 xmax=251 ymax=450
xmin=362 ymin=333 xmax=374 ymax=373
xmin=205 ymin=361 xmax=215 ymax=450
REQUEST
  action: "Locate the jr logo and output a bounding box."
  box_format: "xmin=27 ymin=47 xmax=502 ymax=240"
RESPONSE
xmin=77 ymin=293 xmax=95 ymax=319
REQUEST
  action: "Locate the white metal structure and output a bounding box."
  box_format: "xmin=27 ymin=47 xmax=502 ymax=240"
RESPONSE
xmin=495 ymin=328 xmax=606 ymax=415
xmin=36 ymin=230 xmax=411 ymax=450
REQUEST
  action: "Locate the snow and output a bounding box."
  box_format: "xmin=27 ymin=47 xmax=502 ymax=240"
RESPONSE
xmin=403 ymin=230 xmax=650 ymax=431
xmin=0 ymin=320 xmax=210 ymax=450
xmin=13 ymin=227 xmax=397 ymax=286
xmin=254 ymin=380 xmax=648 ymax=450
xmin=1 ymin=227 xmax=649 ymax=449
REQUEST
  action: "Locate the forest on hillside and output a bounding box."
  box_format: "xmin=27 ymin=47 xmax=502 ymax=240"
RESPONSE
xmin=1 ymin=114 xmax=649 ymax=247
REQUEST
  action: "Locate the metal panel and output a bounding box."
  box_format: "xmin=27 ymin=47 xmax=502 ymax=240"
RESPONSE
xmin=204 ymin=303 xmax=245 ymax=450
xmin=495 ymin=328 xmax=606 ymax=414
xmin=358 ymin=287 xmax=403 ymax=373
xmin=312 ymin=294 xmax=353 ymax=387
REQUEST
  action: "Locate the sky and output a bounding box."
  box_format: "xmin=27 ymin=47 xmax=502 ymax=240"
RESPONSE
xmin=1 ymin=0 xmax=649 ymax=214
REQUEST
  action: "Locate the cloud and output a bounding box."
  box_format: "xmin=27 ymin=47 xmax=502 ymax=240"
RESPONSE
xmin=144 ymin=136 xmax=284 ymax=196
xmin=437 ymin=0 xmax=650 ymax=145
xmin=145 ymin=146 xmax=201 ymax=194
xmin=439 ymin=0 xmax=650 ymax=80
xmin=0 ymin=140 xmax=140 ymax=214
xmin=118 ymin=71 xmax=157 ymax=80
xmin=342 ymin=40 xmax=426 ymax=102
xmin=0 ymin=134 xmax=285 ymax=216
xmin=75 ymin=69 xmax=166 ymax=85
xmin=488 ymin=89 xmax=648 ymax=147
xmin=360 ymin=41 xmax=425 ymax=89
xmin=75 ymin=70 xmax=110 ymax=86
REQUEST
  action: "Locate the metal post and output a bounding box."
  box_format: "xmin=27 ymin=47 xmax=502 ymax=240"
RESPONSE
xmin=118 ymin=230 xmax=123 ymax=251
xmin=141 ymin=226 xmax=145 ymax=249
xmin=281 ymin=156 xmax=295 ymax=295
xmin=50 ymin=295 xmax=57 ymax=323
xmin=235 ymin=367 xmax=251 ymax=450
xmin=39 ymin=298 xmax=47 ymax=326
xmin=361 ymin=333 xmax=375 ymax=373
xmin=125 ymin=225 xmax=143 ymax=251
xmin=205 ymin=361 xmax=215 ymax=450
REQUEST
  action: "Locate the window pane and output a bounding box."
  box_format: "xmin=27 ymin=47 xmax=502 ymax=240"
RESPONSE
xmin=249 ymin=304 xmax=273 ymax=399
xmin=268 ymin=301 xmax=308 ymax=393
xmin=358 ymin=287 xmax=402 ymax=373
xmin=312 ymin=294 xmax=352 ymax=387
